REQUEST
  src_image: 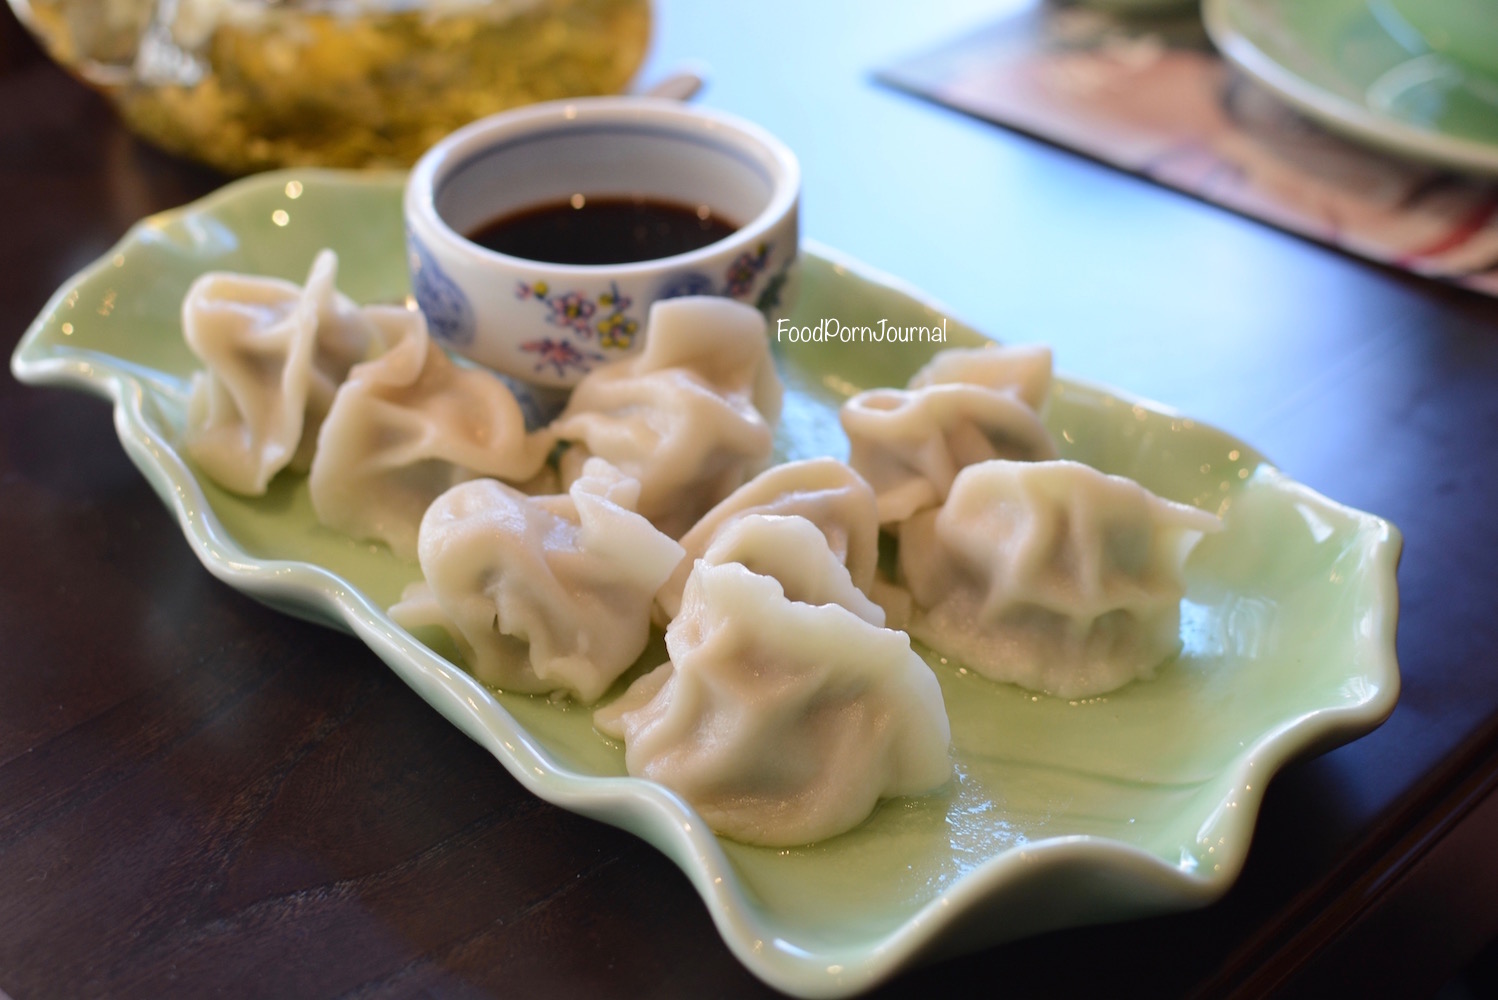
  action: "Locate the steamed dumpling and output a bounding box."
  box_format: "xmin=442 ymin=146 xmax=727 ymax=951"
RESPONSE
xmin=841 ymin=343 xmax=1058 ymax=524
xmin=596 ymin=514 xmax=951 ymax=847
xmin=389 ymin=459 xmax=684 ymax=703
xmin=907 ymin=342 xmax=1052 ymax=407
xmin=309 ymin=311 xmax=554 ymax=559
xmin=897 ymin=459 xmax=1222 ymax=698
xmin=550 ymin=296 xmax=782 ymax=538
xmin=183 ymin=250 xmax=392 ymax=494
xmin=654 ymin=457 xmax=879 ymax=624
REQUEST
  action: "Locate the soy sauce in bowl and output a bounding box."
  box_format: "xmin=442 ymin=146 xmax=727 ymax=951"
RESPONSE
xmin=468 ymin=195 xmax=738 ymax=265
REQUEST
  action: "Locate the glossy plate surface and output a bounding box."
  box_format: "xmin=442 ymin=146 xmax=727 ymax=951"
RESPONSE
xmin=1205 ymin=0 xmax=1498 ymax=176
xmin=10 ymin=171 xmax=1401 ymax=999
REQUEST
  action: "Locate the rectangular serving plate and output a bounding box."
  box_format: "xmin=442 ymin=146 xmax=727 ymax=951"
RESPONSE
xmin=10 ymin=170 xmax=1400 ymax=999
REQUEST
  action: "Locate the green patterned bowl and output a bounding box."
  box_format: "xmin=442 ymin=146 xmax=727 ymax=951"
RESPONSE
xmin=1206 ymin=0 xmax=1498 ymax=176
xmin=1386 ymin=0 xmax=1498 ymax=80
xmin=10 ymin=171 xmax=1401 ymax=999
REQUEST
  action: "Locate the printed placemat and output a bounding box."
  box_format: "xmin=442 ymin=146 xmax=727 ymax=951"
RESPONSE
xmin=879 ymin=2 xmax=1498 ymax=296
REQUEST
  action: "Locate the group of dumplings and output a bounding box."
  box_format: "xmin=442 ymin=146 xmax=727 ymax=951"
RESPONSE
xmin=841 ymin=345 xmax=1222 ymax=699
xmin=180 ymin=249 xmax=1220 ymax=848
xmin=182 ymin=249 xmax=553 ymax=559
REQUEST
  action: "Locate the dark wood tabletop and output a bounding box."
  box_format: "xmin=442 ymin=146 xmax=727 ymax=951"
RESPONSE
xmin=3 ymin=1 xmax=1498 ymax=997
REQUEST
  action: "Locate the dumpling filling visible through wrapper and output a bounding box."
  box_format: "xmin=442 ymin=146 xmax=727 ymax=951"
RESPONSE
xmin=596 ymin=514 xmax=952 ymax=847
xmin=390 ymin=459 xmax=684 ymax=703
xmin=551 ymin=295 xmax=783 ymax=538
xmin=841 ymin=343 xmax=1058 ymax=525
xmin=309 ymin=308 xmax=554 ymax=560
xmin=654 ymin=457 xmax=881 ymax=625
xmin=896 ymin=459 xmax=1223 ymax=699
xmin=182 ymin=250 xmax=392 ymax=495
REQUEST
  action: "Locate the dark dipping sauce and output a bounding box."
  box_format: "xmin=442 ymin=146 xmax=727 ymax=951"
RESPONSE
xmin=467 ymin=196 xmax=739 ymax=265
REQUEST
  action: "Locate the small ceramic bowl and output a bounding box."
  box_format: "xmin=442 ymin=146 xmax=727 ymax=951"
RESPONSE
xmin=404 ymin=96 xmax=801 ymax=396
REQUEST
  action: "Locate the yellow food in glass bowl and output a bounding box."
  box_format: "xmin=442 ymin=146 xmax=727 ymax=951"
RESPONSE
xmin=17 ymin=0 xmax=651 ymax=173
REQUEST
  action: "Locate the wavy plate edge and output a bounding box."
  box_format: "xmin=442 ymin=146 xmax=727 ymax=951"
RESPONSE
xmin=1203 ymin=0 xmax=1498 ymax=178
xmin=10 ymin=170 xmax=1403 ymax=999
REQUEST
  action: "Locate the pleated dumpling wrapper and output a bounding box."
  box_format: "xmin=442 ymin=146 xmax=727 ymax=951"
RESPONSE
xmin=595 ymin=514 xmax=952 ymax=847
xmin=905 ymin=342 xmax=1053 ymax=401
xmin=551 ymin=296 xmax=783 ymax=538
xmin=654 ymin=457 xmax=880 ymax=625
xmin=390 ymin=459 xmax=684 ymax=703
xmin=183 ymin=250 xmax=393 ymax=495
xmin=841 ymin=343 xmax=1058 ymax=524
xmin=897 ymin=459 xmax=1223 ymax=699
xmin=309 ymin=308 xmax=554 ymax=560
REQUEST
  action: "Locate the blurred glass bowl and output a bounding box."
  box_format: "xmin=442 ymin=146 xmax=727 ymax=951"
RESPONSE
xmin=7 ymin=0 xmax=652 ymax=173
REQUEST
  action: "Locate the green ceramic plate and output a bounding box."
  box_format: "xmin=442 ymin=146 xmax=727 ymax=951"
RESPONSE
xmin=10 ymin=171 xmax=1401 ymax=999
xmin=1205 ymin=0 xmax=1498 ymax=176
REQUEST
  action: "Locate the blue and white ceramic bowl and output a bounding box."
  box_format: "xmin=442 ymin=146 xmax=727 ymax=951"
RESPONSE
xmin=404 ymin=97 xmax=801 ymax=392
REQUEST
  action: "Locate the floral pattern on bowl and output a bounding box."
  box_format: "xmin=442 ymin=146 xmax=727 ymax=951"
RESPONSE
xmin=407 ymin=232 xmax=474 ymax=346
xmin=508 ymin=243 xmax=784 ymax=379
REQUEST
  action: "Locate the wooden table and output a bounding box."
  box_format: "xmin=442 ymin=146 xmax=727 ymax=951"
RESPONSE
xmin=3 ymin=1 xmax=1497 ymax=996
